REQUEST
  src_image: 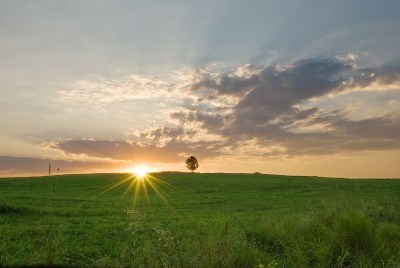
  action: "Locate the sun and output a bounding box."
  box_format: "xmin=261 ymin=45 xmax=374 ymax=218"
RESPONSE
xmin=130 ymin=165 xmax=150 ymax=179
xmin=134 ymin=168 xmax=147 ymax=179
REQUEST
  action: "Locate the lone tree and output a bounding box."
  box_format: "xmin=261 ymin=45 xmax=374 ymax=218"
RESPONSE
xmin=186 ymin=156 xmax=199 ymax=173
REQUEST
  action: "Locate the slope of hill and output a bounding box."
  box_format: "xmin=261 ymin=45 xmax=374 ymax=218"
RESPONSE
xmin=1 ymin=173 xmax=399 ymax=267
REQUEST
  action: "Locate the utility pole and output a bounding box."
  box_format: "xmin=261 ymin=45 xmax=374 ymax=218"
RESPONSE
xmin=48 ymin=163 xmax=51 ymax=175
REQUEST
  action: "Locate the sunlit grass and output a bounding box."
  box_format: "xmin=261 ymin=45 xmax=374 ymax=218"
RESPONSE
xmin=0 ymin=173 xmax=399 ymax=267
xmin=98 ymin=171 xmax=176 ymax=212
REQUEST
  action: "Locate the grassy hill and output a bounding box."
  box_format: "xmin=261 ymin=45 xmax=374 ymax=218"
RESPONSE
xmin=0 ymin=173 xmax=399 ymax=267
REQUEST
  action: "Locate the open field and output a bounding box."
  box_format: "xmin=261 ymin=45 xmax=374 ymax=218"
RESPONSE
xmin=1 ymin=173 xmax=399 ymax=267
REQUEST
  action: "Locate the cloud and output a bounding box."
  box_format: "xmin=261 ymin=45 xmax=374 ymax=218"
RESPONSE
xmin=30 ymin=58 xmax=400 ymax=164
xmin=348 ymin=62 xmax=400 ymax=89
xmin=3 ymin=57 xmax=400 ymax=176
xmin=50 ymin=138 xmax=222 ymax=163
xmin=336 ymin=53 xmax=359 ymax=62
xmin=0 ymin=156 xmax=125 ymax=177
xmin=233 ymin=58 xmax=350 ymax=124
xmin=60 ymin=74 xmax=171 ymax=104
xmin=184 ymin=58 xmax=353 ymax=134
xmin=173 ymin=58 xmax=400 ymax=157
xmin=192 ymin=71 xmax=260 ymax=96
xmin=330 ymin=113 xmax=400 ymax=140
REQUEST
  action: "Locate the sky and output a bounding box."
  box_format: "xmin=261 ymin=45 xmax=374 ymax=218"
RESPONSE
xmin=1 ymin=0 xmax=400 ymax=178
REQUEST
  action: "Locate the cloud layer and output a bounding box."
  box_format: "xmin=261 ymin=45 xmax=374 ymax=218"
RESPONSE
xmin=39 ymin=58 xmax=400 ymax=164
xmin=1 ymin=57 xmax=399 ymax=177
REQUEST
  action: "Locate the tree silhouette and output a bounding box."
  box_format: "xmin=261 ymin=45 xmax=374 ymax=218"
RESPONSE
xmin=185 ymin=156 xmax=199 ymax=173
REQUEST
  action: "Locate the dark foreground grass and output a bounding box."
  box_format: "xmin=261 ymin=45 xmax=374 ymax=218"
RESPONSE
xmin=0 ymin=173 xmax=399 ymax=267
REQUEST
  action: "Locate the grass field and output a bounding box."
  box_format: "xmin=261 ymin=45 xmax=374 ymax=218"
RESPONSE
xmin=0 ymin=173 xmax=399 ymax=267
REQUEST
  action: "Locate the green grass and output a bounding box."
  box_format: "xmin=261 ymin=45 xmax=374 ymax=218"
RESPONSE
xmin=0 ymin=173 xmax=399 ymax=267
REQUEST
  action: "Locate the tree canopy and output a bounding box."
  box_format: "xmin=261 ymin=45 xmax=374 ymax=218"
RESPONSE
xmin=185 ymin=156 xmax=199 ymax=173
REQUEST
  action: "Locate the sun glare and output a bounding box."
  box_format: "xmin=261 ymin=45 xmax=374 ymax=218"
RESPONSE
xmin=131 ymin=166 xmax=150 ymax=179
xmin=98 ymin=164 xmax=175 ymax=211
xmin=135 ymin=169 xmax=147 ymax=179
